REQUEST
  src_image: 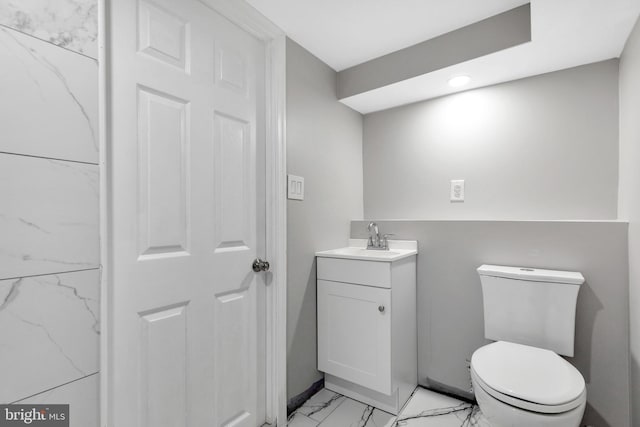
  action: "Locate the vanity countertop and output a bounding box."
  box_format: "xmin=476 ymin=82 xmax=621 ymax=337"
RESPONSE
xmin=315 ymin=239 xmax=417 ymax=262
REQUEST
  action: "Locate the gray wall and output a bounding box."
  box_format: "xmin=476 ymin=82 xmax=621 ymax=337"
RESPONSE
xmin=286 ymin=38 xmax=364 ymax=400
xmin=363 ymin=60 xmax=619 ymax=220
xmin=619 ymin=15 xmax=640 ymax=427
xmin=352 ymin=220 xmax=630 ymax=427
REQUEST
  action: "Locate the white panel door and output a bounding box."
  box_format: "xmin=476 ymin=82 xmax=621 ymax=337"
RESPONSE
xmin=317 ymin=280 xmax=391 ymax=394
xmin=108 ymin=0 xmax=266 ymax=425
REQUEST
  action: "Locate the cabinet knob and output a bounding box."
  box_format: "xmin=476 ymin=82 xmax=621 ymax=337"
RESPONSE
xmin=378 ymin=305 xmax=385 ymax=313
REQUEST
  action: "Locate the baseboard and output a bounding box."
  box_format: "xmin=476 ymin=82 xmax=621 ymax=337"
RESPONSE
xmin=287 ymin=378 xmax=324 ymax=415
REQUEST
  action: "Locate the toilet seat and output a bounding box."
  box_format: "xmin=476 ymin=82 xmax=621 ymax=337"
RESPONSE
xmin=471 ymin=366 xmax=586 ymax=414
xmin=471 ymin=341 xmax=586 ymax=414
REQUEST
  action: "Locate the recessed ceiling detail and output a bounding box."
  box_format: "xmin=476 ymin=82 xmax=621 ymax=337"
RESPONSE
xmin=336 ymin=4 xmax=531 ymax=100
xmin=247 ymin=0 xmax=640 ymax=113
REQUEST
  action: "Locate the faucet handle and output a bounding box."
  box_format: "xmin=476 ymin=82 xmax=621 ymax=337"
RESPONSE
xmin=382 ymin=233 xmax=394 ymax=249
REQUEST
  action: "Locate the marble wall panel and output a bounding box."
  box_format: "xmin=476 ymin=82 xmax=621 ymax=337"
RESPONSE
xmin=0 ymin=27 xmax=98 ymax=164
xmin=0 ymin=269 xmax=99 ymax=403
xmin=0 ymin=0 xmax=97 ymax=57
xmin=0 ymin=154 xmax=99 ymax=280
xmin=21 ymin=374 xmax=99 ymax=427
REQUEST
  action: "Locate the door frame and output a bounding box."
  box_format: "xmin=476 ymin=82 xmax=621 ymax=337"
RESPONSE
xmin=98 ymin=0 xmax=288 ymax=425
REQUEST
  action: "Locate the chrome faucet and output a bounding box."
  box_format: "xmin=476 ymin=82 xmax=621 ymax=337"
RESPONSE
xmin=367 ymin=222 xmax=393 ymax=250
xmin=367 ymin=222 xmax=380 ymax=248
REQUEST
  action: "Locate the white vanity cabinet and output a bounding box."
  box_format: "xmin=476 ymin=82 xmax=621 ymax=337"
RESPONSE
xmin=317 ymin=279 xmax=392 ymax=393
xmin=316 ymin=240 xmax=417 ymax=415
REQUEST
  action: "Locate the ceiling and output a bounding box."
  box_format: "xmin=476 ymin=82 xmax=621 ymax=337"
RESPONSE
xmin=246 ymin=0 xmax=530 ymax=71
xmin=246 ymin=0 xmax=640 ymax=113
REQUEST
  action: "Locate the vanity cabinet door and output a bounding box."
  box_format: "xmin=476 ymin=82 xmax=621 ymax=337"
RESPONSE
xmin=317 ymin=280 xmax=391 ymax=395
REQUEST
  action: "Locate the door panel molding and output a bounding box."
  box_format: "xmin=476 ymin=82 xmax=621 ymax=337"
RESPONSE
xmin=139 ymin=303 xmax=189 ymax=427
xmin=99 ymin=0 xmax=287 ymax=425
xmin=136 ymin=86 xmax=191 ymax=259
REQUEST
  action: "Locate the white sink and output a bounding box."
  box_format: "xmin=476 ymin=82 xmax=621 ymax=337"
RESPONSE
xmin=316 ymin=239 xmax=417 ymax=262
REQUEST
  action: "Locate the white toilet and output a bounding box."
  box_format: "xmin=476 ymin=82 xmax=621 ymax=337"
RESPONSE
xmin=471 ymin=265 xmax=587 ymax=427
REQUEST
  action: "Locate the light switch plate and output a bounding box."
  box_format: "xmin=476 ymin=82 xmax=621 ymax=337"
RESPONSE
xmin=288 ymin=174 xmax=304 ymax=200
xmin=450 ymin=179 xmax=465 ymax=202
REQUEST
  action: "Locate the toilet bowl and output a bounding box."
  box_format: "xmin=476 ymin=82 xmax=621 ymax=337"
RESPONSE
xmin=470 ymin=341 xmax=586 ymax=427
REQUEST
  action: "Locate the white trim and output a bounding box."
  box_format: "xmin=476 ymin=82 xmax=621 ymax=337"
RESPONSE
xmin=199 ymin=0 xmax=283 ymax=40
xmin=99 ymin=0 xmax=287 ymax=425
xmin=98 ymin=0 xmax=110 ymax=426
xmin=264 ymin=35 xmax=287 ymax=427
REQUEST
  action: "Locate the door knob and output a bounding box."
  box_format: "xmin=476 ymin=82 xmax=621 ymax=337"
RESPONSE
xmin=252 ymin=258 xmax=270 ymax=272
xmin=378 ymin=305 xmax=385 ymax=313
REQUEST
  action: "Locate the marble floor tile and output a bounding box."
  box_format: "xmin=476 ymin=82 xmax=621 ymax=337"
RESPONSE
xmin=318 ymin=397 xmax=394 ymax=427
xmin=367 ymin=407 xmax=396 ymax=427
xmin=296 ymin=388 xmax=346 ymax=422
xmin=0 ymin=26 xmax=98 ymax=164
xmin=0 ymin=154 xmax=99 ymax=280
xmin=0 ymin=269 xmax=100 ymax=403
xmin=0 ymin=0 xmax=97 ymax=57
xmin=290 ymin=387 xmax=490 ymax=427
xmin=20 ymin=373 xmax=99 ymax=427
xmin=392 ymin=388 xmax=489 ymax=426
xmin=288 ymin=412 xmax=319 ymax=427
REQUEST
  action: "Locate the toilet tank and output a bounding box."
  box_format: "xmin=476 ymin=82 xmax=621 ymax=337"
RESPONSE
xmin=477 ymin=265 xmax=584 ymax=357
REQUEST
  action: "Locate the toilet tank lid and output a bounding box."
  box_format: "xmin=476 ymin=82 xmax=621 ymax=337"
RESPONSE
xmin=477 ymin=265 xmax=584 ymax=285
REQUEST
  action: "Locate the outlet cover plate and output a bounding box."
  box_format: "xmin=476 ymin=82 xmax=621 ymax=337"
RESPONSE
xmin=450 ymin=179 xmax=465 ymax=202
